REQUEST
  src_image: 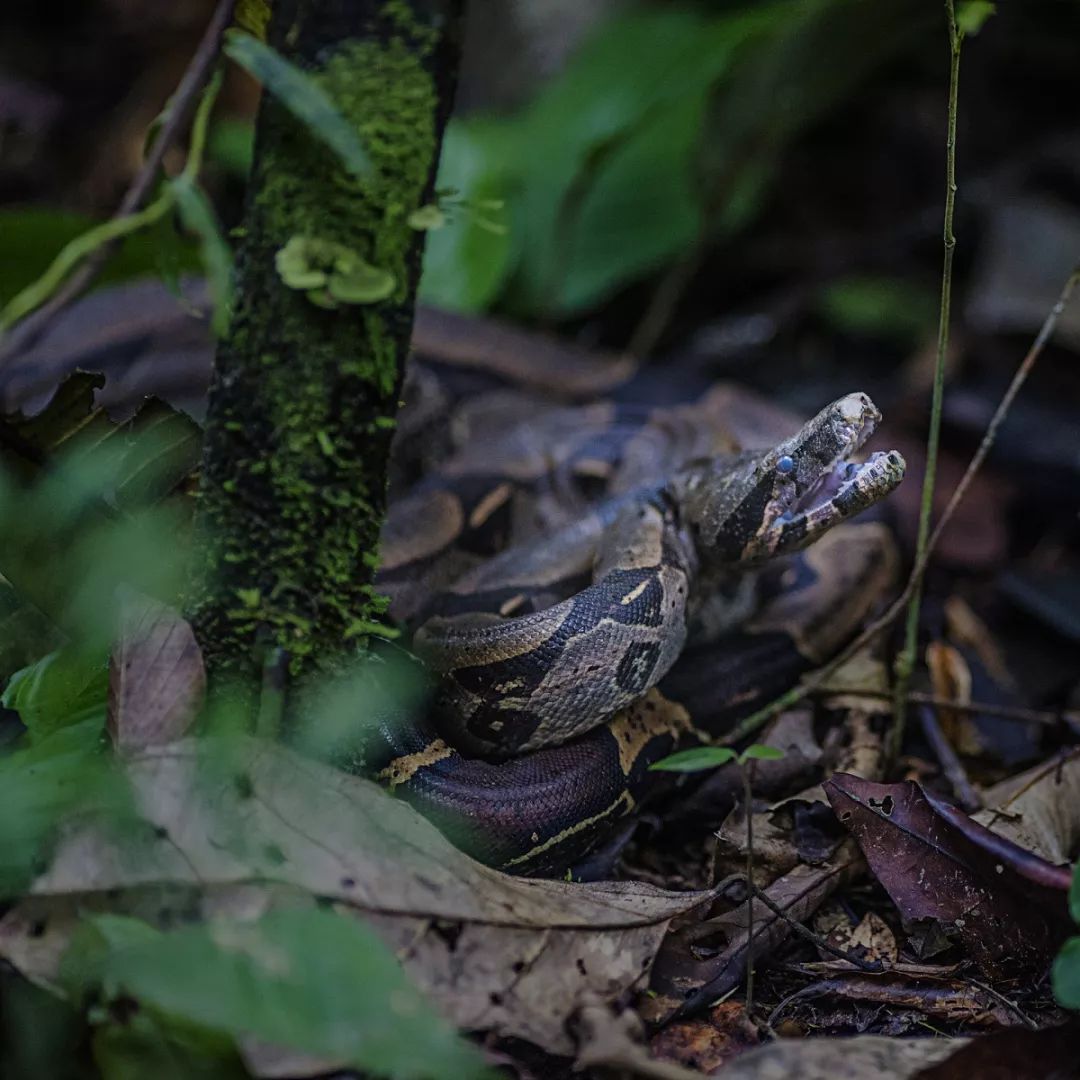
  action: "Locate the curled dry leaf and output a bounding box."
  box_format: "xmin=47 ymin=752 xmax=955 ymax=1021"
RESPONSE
xmin=0 ymin=736 xmax=707 ymax=1059
xmin=824 ymin=773 xmax=1073 ymax=980
xmin=775 ymin=971 xmax=1022 ymax=1029
xmin=977 ymin=747 xmax=1080 ymax=866
xmin=707 ymin=1034 xmax=963 ymax=1080
xmin=108 ymin=588 xmax=205 ymax=752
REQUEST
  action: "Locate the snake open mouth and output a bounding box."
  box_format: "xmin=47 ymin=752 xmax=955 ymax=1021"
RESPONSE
xmin=750 ymin=393 xmax=906 ymax=557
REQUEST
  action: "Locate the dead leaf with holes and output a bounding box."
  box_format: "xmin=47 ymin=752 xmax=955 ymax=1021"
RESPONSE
xmin=107 ymin=588 xmax=205 ymax=752
xmin=824 ymin=773 xmax=1073 ymax=980
xmin=0 ymin=736 xmax=709 ymax=1067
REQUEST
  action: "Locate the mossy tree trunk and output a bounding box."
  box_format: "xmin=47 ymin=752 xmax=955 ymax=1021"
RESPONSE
xmin=190 ymin=0 xmax=463 ymax=698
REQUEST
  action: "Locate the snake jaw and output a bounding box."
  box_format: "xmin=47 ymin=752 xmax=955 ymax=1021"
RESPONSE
xmin=740 ymin=393 xmax=903 ymax=560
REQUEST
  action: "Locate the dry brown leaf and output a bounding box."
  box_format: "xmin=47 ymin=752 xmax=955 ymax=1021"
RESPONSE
xmin=977 ymin=748 xmax=1080 ymax=865
xmin=0 ymin=736 xmax=707 ymax=1057
xmin=825 ymin=773 xmax=1073 ymax=980
xmin=648 ymin=1001 xmax=760 ymax=1074
xmin=711 ymin=1034 xmax=964 ymax=1079
xmin=107 ymin=587 xmax=205 ymax=752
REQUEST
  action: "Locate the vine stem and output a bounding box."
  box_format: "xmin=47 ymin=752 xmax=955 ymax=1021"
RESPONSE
xmin=742 ymin=763 xmax=755 ymax=1015
xmin=0 ymin=0 xmax=236 ymax=365
xmin=888 ymin=0 xmax=964 ymax=764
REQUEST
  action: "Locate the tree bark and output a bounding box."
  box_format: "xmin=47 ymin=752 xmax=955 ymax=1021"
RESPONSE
xmin=190 ymin=0 xmax=462 ymax=696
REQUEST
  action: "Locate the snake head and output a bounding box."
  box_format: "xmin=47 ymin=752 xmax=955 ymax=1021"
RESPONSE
xmin=674 ymin=392 xmax=905 ymax=566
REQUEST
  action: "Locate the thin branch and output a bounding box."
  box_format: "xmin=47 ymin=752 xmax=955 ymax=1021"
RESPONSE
xmin=890 ymin=0 xmax=964 ymax=763
xmin=720 ymin=261 xmax=1080 ymax=749
xmin=919 ymin=704 xmax=981 ymax=811
xmin=742 ymin=765 xmax=756 ymax=1013
xmin=813 ymin=688 xmax=1078 ymax=730
xmin=747 ymin=881 xmax=884 ymax=973
xmin=0 ymin=0 xmax=236 ymax=365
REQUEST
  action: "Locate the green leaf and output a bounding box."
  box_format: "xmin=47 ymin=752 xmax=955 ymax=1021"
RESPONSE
xmin=207 ymin=117 xmax=256 ymax=178
xmin=552 ymin=93 xmax=705 ymax=313
xmin=739 ymin=744 xmax=785 ymax=762
xmin=419 ymin=118 xmax=513 ymax=313
xmin=505 ymin=5 xmax=782 ymax=315
xmin=223 ymin=30 xmax=374 ymax=180
xmin=3 ymin=648 xmax=109 ymax=741
xmin=0 ymin=719 xmax=117 ymax=895
xmin=170 ymin=176 xmax=233 ymax=336
xmin=93 ymin=1010 xmax=247 ymax=1080
xmin=957 ymin=1 xmax=996 ymax=35
xmin=64 ymin=909 xmax=490 ymax=1079
xmin=0 ymin=966 xmax=86 ymax=1080
xmin=650 ymin=745 xmax=739 ymax=773
xmin=1053 ymin=936 xmax=1080 ymax=1010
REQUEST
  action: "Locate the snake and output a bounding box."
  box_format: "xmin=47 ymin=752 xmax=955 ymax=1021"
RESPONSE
xmin=358 ymin=330 xmax=907 ymax=875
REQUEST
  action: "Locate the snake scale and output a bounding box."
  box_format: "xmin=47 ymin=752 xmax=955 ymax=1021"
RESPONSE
xmin=359 ymin=314 xmax=907 ymax=876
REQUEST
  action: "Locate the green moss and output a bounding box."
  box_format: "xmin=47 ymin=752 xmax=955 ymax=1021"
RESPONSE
xmin=191 ymin=11 xmax=447 ymax=688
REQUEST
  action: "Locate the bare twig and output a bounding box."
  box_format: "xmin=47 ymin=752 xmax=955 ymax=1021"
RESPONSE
xmin=747 ymin=881 xmax=884 ymax=974
xmin=813 ymin=688 xmax=1078 ymax=730
xmin=0 ymin=0 xmax=236 ymax=365
xmin=890 ymin=1 xmax=965 ymax=763
xmin=918 ymin=705 xmax=981 ymax=811
xmin=965 ymin=977 xmax=1040 ymax=1031
xmin=720 ymin=260 xmax=1080 ymax=749
xmin=742 ymin=765 xmax=756 ymax=1013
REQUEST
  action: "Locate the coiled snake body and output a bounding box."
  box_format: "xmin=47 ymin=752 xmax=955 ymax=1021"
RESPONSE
xmin=367 ymin=329 xmax=905 ymax=875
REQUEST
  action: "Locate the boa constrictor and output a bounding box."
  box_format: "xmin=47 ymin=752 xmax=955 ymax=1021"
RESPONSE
xmin=361 ymin=330 xmax=905 ymax=876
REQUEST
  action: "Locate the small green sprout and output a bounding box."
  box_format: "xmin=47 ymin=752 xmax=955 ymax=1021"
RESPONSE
xmin=649 ymin=743 xmax=783 ymax=773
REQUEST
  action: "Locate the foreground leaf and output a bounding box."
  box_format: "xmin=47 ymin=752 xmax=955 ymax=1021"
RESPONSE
xmin=0 ymin=736 xmax=706 ymax=1057
xmin=108 ymin=590 xmax=205 ymax=753
xmin=68 ymin=909 xmax=487 ymax=1080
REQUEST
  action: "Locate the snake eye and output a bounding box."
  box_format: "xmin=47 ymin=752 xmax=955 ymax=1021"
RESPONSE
xmin=776 ymin=455 xmax=795 ymax=475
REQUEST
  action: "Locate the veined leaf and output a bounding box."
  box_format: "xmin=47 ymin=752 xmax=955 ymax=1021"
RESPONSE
xmin=223 ymin=30 xmax=374 ymax=180
xmin=64 ymin=909 xmax=490 ymax=1079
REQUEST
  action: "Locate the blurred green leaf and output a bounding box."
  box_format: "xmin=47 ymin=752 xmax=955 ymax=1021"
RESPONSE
xmin=208 ymin=117 xmax=256 ymax=178
xmin=93 ymin=1011 xmax=247 ymax=1080
xmin=0 ymin=580 xmax=62 ymax=685
xmin=818 ymin=275 xmax=937 ymax=343
xmin=64 ymin=909 xmax=490 ymax=1079
xmin=3 ymin=648 xmax=109 ymax=742
xmin=505 ymin=4 xmax=789 ymax=316
xmin=419 ymin=119 xmax=513 ymax=313
xmin=0 ymin=968 xmax=87 ymax=1080
xmin=1053 ymin=935 xmax=1080 ymax=1009
xmin=0 ymin=209 xmax=199 ymax=310
xmin=957 ymin=1 xmax=996 ymax=36
xmin=223 ymin=30 xmax=374 ymax=180
xmin=0 ymin=719 xmax=116 ymax=895
xmin=650 ymin=745 xmax=738 ymax=772
xmin=170 ymin=176 xmax=233 ymax=336
xmin=553 ymin=93 xmax=705 ymax=312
